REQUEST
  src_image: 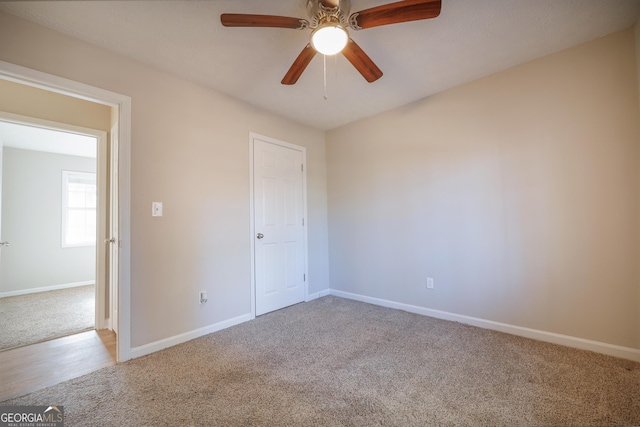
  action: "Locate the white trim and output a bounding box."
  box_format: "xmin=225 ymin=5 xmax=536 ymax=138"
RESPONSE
xmin=0 ymin=60 xmax=133 ymax=362
xmin=0 ymin=280 xmax=94 ymax=298
xmin=329 ymin=289 xmax=640 ymax=362
xmin=116 ymin=95 xmax=132 ymax=362
xmin=306 ymin=288 xmax=330 ymax=302
xmin=248 ymin=132 xmax=309 ymax=319
xmin=129 ymin=313 xmax=252 ymax=359
xmin=108 ymin=121 xmax=119 ymax=336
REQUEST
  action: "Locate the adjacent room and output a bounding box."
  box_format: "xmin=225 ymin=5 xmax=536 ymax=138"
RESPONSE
xmin=0 ymin=0 xmax=639 ymax=425
xmin=0 ymin=120 xmax=98 ymax=351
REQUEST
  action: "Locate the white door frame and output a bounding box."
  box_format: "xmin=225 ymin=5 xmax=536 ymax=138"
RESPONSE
xmin=0 ymin=60 xmax=133 ymax=362
xmin=248 ymin=132 xmax=309 ymax=319
xmin=0 ymin=112 xmax=107 ymax=328
xmin=108 ymin=122 xmax=119 ymax=335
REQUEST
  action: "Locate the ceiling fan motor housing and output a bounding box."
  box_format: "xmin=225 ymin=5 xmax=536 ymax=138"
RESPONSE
xmin=306 ymin=0 xmax=351 ymax=27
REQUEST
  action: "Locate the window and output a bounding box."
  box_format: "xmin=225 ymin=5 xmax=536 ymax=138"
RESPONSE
xmin=62 ymin=170 xmax=97 ymax=247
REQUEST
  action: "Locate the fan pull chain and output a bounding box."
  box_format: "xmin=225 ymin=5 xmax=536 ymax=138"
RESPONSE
xmin=323 ymin=54 xmax=328 ymax=100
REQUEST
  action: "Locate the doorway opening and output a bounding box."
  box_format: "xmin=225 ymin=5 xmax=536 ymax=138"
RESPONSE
xmin=0 ymin=117 xmax=105 ymax=351
xmin=0 ymin=59 xmax=131 ymax=362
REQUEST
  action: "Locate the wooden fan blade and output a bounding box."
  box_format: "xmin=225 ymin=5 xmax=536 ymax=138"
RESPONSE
xmin=341 ymin=39 xmax=383 ymax=83
xmin=350 ymin=0 xmax=441 ymax=30
xmin=221 ymin=13 xmax=308 ymax=29
xmin=282 ymin=44 xmax=317 ymax=85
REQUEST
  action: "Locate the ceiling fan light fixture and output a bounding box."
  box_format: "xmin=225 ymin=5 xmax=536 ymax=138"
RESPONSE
xmin=310 ymin=24 xmax=348 ymax=55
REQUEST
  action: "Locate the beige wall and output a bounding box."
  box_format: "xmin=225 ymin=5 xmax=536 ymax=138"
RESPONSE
xmin=0 ymin=11 xmax=330 ymax=348
xmin=0 ymin=79 xmax=111 ymax=131
xmin=2 ymin=9 xmax=636 ymax=353
xmin=327 ymin=29 xmax=640 ymax=349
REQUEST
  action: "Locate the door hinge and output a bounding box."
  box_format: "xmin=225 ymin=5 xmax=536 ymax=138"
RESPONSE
xmin=304 ymin=274 xmax=306 ymax=281
xmin=302 ymin=218 xmax=304 ymax=226
xmin=301 ymin=164 xmax=304 ymax=172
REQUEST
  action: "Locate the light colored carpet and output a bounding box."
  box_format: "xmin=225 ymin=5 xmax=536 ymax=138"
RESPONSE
xmin=2 ymin=296 xmax=639 ymax=426
xmin=0 ymin=285 xmax=95 ymax=351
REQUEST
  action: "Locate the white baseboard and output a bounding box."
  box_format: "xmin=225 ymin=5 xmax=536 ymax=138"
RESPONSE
xmin=129 ymin=313 xmax=252 ymax=360
xmin=0 ymin=280 xmax=94 ymax=298
xmin=329 ymin=289 xmax=640 ymax=363
xmin=306 ymin=288 xmax=330 ymax=302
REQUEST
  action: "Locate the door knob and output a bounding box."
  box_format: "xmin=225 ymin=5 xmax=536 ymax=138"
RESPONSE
xmin=256 ymin=233 xmax=264 ymax=239
xmin=0 ymin=241 xmax=9 ymax=247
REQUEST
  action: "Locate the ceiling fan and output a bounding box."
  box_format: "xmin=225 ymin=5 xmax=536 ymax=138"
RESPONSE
xmin=220 ymin=0 xmax=441 ymax=85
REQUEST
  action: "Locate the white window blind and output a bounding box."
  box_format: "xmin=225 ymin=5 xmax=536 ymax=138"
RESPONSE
xmin=62 ymin=170 xmax=97 ymax=247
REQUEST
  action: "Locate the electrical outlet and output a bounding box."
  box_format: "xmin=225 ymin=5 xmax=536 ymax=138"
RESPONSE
xmin=426 ymin=277 xmax=434 ymax=290
xmin=199 ymin=291 xmax=208 ymax=304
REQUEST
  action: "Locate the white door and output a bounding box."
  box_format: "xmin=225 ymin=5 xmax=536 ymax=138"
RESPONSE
xmin=108 ymin=122 xmax=119 ymax=334
xmin=253 ymin=137 xmax=306 ymax=316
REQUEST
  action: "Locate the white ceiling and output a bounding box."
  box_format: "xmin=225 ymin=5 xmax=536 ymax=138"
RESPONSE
xmin=1 ymin=0 xmax=639 ymax=130
xmin=0 ymin=121 xmax=97 ymax=158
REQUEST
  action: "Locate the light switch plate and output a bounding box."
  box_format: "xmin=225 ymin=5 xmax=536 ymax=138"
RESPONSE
xmin=152 ymin=202 xmax=163 ymax=217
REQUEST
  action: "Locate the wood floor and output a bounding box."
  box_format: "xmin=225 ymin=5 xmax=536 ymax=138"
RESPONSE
xmin=0 ymin=329 xmax=116 ymax=402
